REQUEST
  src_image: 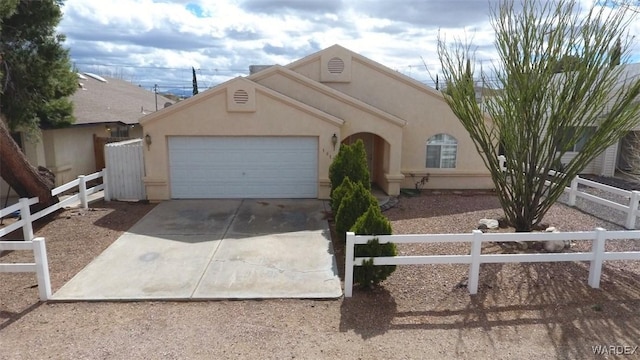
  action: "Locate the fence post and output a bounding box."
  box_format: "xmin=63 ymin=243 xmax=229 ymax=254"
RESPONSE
xmin=588 ymin=228 xmax=606 ymax=288
xmin=103 ymin=168 xmax=111 ymax=202
xmin=344 ymin=232 xmax=355 ymax=298
xmin=32 ymin=237 xmax=52 ymax=301
xmin=468 ymin=230 xmax=483 ymax=295
xmin=20 ymin=197 xmax=34 ymax=241
xmin=498 ymin=155 xmax=506 ymax=172
xmin=78 ymin=175 xmax=88 ymax=209
xmin=568 ymin=176 xmax=579 ymax=207
xmin=625 ymin=191 xmax=640 ymax=229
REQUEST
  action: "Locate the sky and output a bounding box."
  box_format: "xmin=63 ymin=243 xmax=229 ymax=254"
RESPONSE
xmin=57 ymin=0 xmax=640 ymax=95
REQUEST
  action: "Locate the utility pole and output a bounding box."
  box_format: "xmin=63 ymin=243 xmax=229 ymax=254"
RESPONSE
xmin=154 ymin=84 xmax=158 ymax=111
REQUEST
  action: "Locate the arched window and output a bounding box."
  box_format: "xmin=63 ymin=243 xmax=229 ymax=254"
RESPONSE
xmin=426 ymin=134 xmax=457 ymax=168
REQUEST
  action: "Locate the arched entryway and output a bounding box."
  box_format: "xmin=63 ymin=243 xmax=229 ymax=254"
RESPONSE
xmin=342 ymin=132 xmax=390 ymax=193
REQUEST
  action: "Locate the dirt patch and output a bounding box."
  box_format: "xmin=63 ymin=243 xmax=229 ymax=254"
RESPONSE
xmin=1 ymin=195 xmax=639 ymax=359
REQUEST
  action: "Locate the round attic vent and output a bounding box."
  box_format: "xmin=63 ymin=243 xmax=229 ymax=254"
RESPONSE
xmin=233 ymin=89 xmax=249 ymax=104
xmin=327 ymin=57 xmax=345 ymax=74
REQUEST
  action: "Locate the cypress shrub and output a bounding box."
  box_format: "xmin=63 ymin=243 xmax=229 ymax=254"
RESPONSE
xmin=329 ymin=139 xmax=370 ymax=196
xmin=335 ymin=181 xmax=377 ymax=241
xmin=350 ymin=204 xmax=397 ymax=288
xmin=331 ymin=176 xmax=355 ymax=215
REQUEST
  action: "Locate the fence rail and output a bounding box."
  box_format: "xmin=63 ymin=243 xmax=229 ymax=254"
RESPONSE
xmin=0 ymin=170 xmax=107 ymax=301
xmin=498 ymin=155 xmax=640 ymax=229
xmin=344 ymin=229 xmax=640 ymax=297
xmin=0 ymin=238 xmax=51 ymax=300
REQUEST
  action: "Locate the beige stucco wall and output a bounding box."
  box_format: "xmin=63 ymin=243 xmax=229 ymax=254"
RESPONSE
xmin=140 ymin=79 xmax=342 ymax=201
xmin=251 ymin=67 xmax=405 ymax=195
xmin=289 ymin=48 xmax=494 ymax=190
xmin=28 ymin=124 xmax=143 ymax=187
xmin=39 ymin=126 xmax=103 ymax=185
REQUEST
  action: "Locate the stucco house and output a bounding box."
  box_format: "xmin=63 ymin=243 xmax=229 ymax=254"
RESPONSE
xmin=1 ymin=74 xmax=173 ymax=202
xmin=140 ymin=45 xmax=494 ymax=200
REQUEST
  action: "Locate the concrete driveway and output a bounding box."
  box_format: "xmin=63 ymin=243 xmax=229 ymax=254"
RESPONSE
xmin=52 ymin=199 xmax=342 ymax=300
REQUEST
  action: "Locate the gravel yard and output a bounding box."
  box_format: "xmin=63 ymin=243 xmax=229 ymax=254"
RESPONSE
xmin=1 ymin=193 xmax=639 ymax=360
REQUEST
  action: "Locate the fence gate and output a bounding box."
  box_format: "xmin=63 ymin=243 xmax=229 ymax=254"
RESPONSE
xmin=105 ymin=139 xmax=146 ymax=201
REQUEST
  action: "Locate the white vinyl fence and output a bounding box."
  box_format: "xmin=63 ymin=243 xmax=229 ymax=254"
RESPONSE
xmin=105 ymin=139 xmax=146 ymax=201
xmin=498 ymin=155 xmax=640 ymax=229
xmin=0 ymin=199 xmax=52 ymax=301
xmin=0 ymin=169 xmax=107 ymax=301
xmin=0 ymin=238 xmax=51 ymax=300
xmin=345 ymin=229 xmax=640 ymax=297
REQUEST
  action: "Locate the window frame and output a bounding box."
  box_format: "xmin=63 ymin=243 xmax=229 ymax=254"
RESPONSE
xmin=426 ymin=133 xmax=458 ymax=169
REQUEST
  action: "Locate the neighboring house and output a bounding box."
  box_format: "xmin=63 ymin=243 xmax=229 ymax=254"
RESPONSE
xmin=140 ymin=44 xmax=494 ymax=200
xmin=1 ymin=73 xmax=173 ymax=198
xmin=557 ymin=63 xmax=640 ymax=176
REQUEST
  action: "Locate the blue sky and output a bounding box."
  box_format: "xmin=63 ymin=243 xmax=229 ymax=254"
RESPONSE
xmin=57 ymin=0 xmax=640 ymax=94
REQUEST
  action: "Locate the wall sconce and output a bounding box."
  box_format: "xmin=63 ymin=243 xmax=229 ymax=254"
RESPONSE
xmin=145 ymin=133 xmax=152 ymax=149
xmin=331 ymin=133 xmax=338 ymax=150
xmin=105 ymin=125 xmax=111 ymax=133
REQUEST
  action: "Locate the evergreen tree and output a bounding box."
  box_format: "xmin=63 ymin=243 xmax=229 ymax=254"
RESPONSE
xmin=610 ymin=38 xmax=622 ymax=67
xmin=0 ymin=0 xmax=77 ymax=131
xmin=350 ymin=204 xmax=397 ymax=288
xmin=335 ymin=181 xmax=377 ymax=241
xmin=0 ymin=0 xmax=73 ymax=206
xmin=192 ymin=67 xmax=199 ymax=96
xmin=328 ymin=139 xmax=370 ymax=196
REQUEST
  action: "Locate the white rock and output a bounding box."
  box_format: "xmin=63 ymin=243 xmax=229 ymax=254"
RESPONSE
xmin=544 ymin=240 xmax=566 ymax=252
xmin=478 ymin=219 xmax=499 ymax=230
xmin=545 ymin=226 xmax=557 ymax=232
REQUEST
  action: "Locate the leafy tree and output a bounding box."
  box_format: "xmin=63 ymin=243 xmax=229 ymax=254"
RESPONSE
xmin=328 ymin=139 xmax=370 ymax=196
xmin=192 ymin=67 xmax=199 ymax=96
xmin=438 ymin=0 xmax=640 ymax=231
xmin=335 ymin=181 xmax=377 ymax=241
xmin=0 ymin=0 xmax=77 ymax=131
xmin=351 ymin=204 xmax=397 ymax=288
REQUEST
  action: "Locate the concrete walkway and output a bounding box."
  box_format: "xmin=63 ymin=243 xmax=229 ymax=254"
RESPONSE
xmin=52 ymin=199 xmax=342 ymax=301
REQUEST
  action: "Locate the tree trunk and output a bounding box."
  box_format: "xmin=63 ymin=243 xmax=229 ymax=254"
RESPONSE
xmin=0 ymin=115 xmax=57 ymax=207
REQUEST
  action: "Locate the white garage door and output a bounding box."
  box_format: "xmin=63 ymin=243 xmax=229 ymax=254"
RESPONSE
xmin=169 ymin=137 xmax=318 ymax=198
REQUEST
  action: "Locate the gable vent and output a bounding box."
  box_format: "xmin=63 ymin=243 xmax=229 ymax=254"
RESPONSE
xmin=327 ymin=57 xmax=345 ymax=74
xmin=233 ymin=89 xmax=249 ymax=104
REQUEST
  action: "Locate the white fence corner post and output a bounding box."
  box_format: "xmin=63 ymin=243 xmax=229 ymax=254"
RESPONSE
xmin=588 ymin=228 xmax=606 ymax=288
xmin=32 ymin=237 xmax=52 ymax=301
xmin=625 ymin=191 xmax=640 ymax=229
xmin=20 ymin=197 xmax=34 ymax=241
xmin=568 ymin=176 xmax=579 ymax=207
xmin=102 ymin=168 xmax=111 ymax=202
xmin=344 ymin=232 xmax=355 ymax=298
xmin=78 ymin=175 xmax=88 ymax=209
xmin=468 ymin=230 xmax=483 ymax=295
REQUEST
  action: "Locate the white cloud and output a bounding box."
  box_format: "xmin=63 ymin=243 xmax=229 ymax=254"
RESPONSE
xmin=57 ymin=0 xmax=640 ymax=91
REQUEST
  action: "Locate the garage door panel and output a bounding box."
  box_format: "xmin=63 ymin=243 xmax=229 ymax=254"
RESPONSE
xmin=169 ymin=137 xmax=318 ymax=198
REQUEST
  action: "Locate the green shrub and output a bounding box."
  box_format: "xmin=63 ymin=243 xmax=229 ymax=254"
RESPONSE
xmin=350 ymin=204 xmax=397 ymax=288
xmin=335 ymin=181 xmax=377 ymax=241
xmin=329 ymin=139 xmax=370 ymax=196
xmin=330 ymin=176 xmax=355 ymax=215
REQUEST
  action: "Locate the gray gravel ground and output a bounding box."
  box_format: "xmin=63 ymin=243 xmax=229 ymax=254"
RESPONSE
xmin=1 ymin=193 xmax=639 ymax=360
